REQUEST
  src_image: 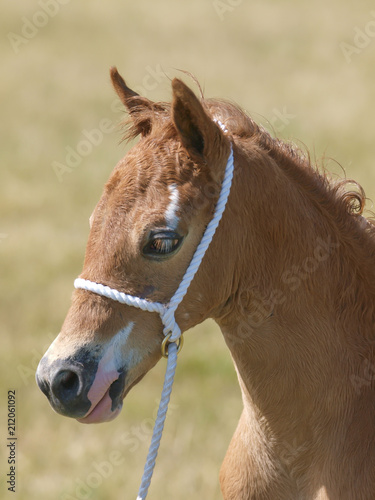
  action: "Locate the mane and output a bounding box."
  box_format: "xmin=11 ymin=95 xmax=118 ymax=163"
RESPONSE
xmin=121 ymin=95 xmax=375 ymax=241
xmin=204 ymin=100 xmax=374 ymax=225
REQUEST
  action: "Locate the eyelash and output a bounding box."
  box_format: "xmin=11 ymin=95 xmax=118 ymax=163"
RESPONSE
xmin=143 ymin=232 xmax=183 ymax=259
xmin=149 ymin=238 xmax=180 ymax=254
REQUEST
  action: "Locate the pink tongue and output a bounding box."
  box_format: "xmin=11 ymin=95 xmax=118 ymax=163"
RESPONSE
xmin=78 ymin=391 xmax=123 ymax=424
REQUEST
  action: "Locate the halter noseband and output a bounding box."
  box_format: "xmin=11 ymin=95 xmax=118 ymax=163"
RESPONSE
xmin=74 ymin=121 xmax=234 ymax=499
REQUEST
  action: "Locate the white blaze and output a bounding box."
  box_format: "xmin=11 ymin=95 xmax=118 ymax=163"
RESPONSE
xmin=165 ymin=183 xmax=180 ymax=229
xmin=109 ymin=322 xmax=142 ymax=371
xmin=103 ymin=321 xmax=135 ymax=372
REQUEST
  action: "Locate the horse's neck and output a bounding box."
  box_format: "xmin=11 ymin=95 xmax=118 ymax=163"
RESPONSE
xmin=218 ymin=306 xmax=346 ymax=444
xmin=214 ymin=143 xmax=375 ymax=469
xmin=218 ymin=308 xmax=375 ymax=497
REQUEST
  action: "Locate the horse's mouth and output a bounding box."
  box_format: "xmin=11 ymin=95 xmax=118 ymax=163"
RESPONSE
xmin=77 ymin=373 xmax=145 ymax=424
xmin=77 ymin=386 xmax=122 ymax=424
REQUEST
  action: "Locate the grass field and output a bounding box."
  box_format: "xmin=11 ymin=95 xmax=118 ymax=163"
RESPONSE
xmin=1 ymin=1 xmax=375 ymax=498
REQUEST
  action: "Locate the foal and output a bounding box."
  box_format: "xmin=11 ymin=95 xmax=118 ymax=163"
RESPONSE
xmin=37 ymin=68 xmax=375 ymax=499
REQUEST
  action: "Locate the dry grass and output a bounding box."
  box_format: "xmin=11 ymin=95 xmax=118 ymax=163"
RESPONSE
xmin=1 ymin=0 xmax=375 ymax=498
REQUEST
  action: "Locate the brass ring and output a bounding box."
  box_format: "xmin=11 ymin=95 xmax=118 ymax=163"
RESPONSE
xmin=161 ymin=333 xmax=184 ymax=358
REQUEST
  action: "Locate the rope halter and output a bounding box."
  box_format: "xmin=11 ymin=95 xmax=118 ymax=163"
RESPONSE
xmin=74 ymin=121 xmax=234 ymax=499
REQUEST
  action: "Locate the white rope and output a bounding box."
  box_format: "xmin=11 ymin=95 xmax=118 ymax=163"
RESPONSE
xmin=74 ymin=123 xmax=233 ymax=499
xmin=136 ymin=342 xmax=177 ymax=500
xmin=163 ymin=142 xmax=234 ymax=342
xmin=74 ymin=279 xmax=165 ymax=315
xmin=74 ymin=144 xmax=234 ymax=344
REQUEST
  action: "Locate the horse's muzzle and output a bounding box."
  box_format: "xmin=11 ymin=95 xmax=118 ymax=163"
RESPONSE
xmin=36 ymin=340 xmax=128 ymax=423
xmin=36 ymin=349 xmax=98 ymax=418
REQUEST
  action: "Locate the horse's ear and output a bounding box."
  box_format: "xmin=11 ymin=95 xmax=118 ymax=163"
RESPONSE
xmin=171 ymin=78 xmax=220 ymax=161
xmin=110 ymin=67 xmax=152 ymax=137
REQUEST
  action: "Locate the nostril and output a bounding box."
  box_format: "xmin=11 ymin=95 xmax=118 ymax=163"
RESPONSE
xmin=52 ymin=369 xmax=81 ymax=404
xmin=60 ymin=371 xmax=79 ymax=391
xmin=37 ymin=353 xmax=94 ymax=418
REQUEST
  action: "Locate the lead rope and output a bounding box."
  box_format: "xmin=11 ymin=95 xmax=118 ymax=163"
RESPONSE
xmin=74 ymin=122 xmax=233 ymax=499
xmin=136 ymin=342 xmax=177 ymax=500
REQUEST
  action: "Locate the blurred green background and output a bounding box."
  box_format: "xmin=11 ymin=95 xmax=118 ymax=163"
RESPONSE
xmin=1 ymin=1 xmax=374 ymax=498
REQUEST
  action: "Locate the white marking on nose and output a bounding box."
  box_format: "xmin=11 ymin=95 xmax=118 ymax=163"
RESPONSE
xmin=112 ymin=321 xmax=134 ymax=347
xmin=165 ymin=184 xmax=180 ymax=229
xmin=104 ymin=321 xmax=135 ymax=371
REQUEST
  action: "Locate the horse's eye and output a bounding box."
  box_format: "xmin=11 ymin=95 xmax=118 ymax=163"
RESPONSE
xmin=143 ymin=231 xmax=183 ymax=259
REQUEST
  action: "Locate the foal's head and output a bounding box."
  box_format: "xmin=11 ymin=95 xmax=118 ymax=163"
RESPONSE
xmin=36 ymin=69 xmax=232 ymax=423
